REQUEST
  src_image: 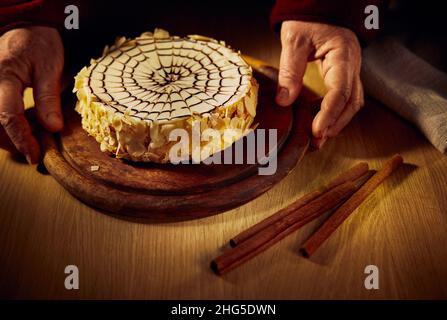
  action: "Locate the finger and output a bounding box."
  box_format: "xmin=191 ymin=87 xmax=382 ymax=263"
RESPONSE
xmin=33 ymin=64 xmax=63 ymax=132
xmin=326 ymin=75 xmax=364 ymax=137
xmin=0 ymin=108 xmax=38 ymax=154
xmin=0 ymin=78 xmax=40 ymax=163
xmin=312 ymin=50 xmax=354 ymax=137
xmin=276 ymin=31 xmax=311 ymax=106
xmin=0 ymin=122 xmax=18 ymax=153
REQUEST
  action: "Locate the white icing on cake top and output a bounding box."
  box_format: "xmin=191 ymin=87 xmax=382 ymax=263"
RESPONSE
xmin=86 ymin=32 xmax=252 ymax=122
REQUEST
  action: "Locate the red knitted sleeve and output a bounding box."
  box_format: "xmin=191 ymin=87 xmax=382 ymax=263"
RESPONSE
xmin=270 ymin=0 xmax=386 ymax=43
xmin=0 ymin=0 xmax=64 ymax=34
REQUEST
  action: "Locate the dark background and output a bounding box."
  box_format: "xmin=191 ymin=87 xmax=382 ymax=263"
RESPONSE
xmin=62 ymin=0 xmax=447 ymax=75
xmin=63 ymin=0 xmax=276 ymax=75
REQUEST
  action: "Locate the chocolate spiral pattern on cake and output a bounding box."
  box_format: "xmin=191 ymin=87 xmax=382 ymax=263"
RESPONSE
xmin=86 ymin=33 xmax=252 ymax=122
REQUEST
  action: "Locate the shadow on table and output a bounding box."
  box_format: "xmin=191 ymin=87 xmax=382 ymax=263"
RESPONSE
xmin=295 ymin=162 xmax=418 ymax=266
xmin=341 ymin=97 xmax=430 ymax=159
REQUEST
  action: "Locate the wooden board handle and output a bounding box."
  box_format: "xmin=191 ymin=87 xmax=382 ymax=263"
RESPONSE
xmin=242 ymin=55 xmax=279 ymax=83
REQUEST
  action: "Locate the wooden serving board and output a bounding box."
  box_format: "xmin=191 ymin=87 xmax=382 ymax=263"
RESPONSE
xmin=42 ymin=63 xmax=316 ymax=222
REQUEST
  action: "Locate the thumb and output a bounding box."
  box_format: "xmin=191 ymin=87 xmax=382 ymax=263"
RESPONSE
xmin=276 ymin=34 xmax=311 ymax=107
xmin=33 ymin=67 xmax=63 ymax=132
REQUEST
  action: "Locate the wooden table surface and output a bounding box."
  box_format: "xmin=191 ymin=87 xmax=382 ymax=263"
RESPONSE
xmin=1 ymin=6 xmax=447 ymax=299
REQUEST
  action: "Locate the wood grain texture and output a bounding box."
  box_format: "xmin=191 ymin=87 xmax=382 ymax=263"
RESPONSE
xmin=1 ymin=7 xmax=447 ymax=299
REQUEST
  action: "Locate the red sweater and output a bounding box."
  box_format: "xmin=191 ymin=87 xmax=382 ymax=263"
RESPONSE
xmin=0 ymin=0 xmax=384 ymax=41
xmin=0 ymin=0 xmax=64 ymax=34
xmin=270 ymin=0 xmax=384 ymax=43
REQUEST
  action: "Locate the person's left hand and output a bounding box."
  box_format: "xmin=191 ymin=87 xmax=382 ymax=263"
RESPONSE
xmin=276 ymin=21 xmax=364 ymax=149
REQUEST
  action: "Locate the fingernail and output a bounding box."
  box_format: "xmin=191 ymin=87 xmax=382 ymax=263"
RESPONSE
xmin=25 ymin=154 xmax=33 ymax=165
xmin=319 ymin=138 xmax=327 ymax=149
xmin=46 ymin=112 xmax=63 ymax=129
xmin=316 ymin=127 xmax=328 ymax=139
xmin=276 ymin=87 xmax=289 ymax=103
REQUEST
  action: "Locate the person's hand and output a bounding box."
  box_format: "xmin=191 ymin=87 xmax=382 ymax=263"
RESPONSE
xmin=0 ymin=26 xmax=64 ymax=164
xmin=276 ymin=21 xmax=364 ymax=148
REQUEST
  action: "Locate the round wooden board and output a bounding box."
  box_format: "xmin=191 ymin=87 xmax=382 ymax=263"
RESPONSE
xmin=42 ymin=68 xmax=316 ymax=222
xmin=60 ymin=71 xmax=293 ymax=195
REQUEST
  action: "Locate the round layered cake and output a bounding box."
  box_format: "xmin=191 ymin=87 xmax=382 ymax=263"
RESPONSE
xmin=73 ymin=28 xmax=258 ymax=163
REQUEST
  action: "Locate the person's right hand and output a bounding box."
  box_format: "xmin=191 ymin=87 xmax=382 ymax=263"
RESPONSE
xmin=0 ymin=26 xmax=64 ymax=164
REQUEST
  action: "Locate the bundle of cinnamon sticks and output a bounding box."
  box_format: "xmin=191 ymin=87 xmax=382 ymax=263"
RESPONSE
xmin=211 ymin=154 xmax=403 ymax=275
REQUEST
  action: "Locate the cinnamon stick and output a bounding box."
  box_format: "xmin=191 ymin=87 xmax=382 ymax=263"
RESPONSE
xmin=300 ymin=154 xmax=403 ymax=258
xmin=211 ymin=176 xmax=370 ymax=275
xmin=230 ymin=162 xmax=369 ymax=247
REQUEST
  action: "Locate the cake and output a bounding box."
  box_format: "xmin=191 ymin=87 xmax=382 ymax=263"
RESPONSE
xmin=73 ymin=28 xmax=258 ymax=163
